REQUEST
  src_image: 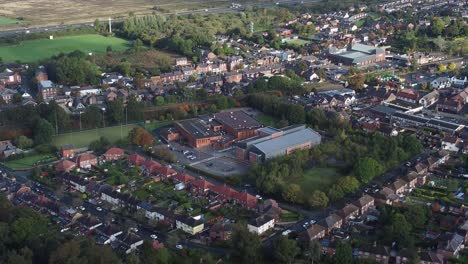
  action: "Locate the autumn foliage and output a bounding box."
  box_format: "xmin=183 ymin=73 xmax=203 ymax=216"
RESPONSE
xmin=129 ymin=127 xmax=154 ymax=146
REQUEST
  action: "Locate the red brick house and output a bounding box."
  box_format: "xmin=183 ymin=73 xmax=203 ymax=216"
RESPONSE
xmin=318 ymin=214 xmax=343 ymax=234
xmin=104 ymin=147 xmax=125 ymax=161
xmin=234 ymin=192 xmax=257 ymax=209
xmin=128 ymin=153 xmax=145 ymax=166
xmin=0 ymin=69 xmax=22 ymax=86
xmin=338 ymin=204 xmax=360 ymax=223
xmin=142 ymin=160 xmax=162 ymax=175
xmin=353 ymin=194 xmax=375 ymax=215
xmin=156 ymin=166 xmax=177 ymax=179
xmin=172 ymin=173 xmax=195 ymax=184
xmin=299 ymin=224 xmax=326 ymax=242
xmin=54 ymin=160 xmax=76 ymax=173
xmin=191 ymin=179 xmax=214 ymax=195
xmin=75 ymin=153 xmax=98 ymax=169
xmin=60 ymin=145 xmax=75 ymax=158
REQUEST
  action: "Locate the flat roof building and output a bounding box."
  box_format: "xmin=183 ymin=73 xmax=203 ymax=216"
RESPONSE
xmin=328 ymin=43 xmax=385 ymax=66
xmin=235 ymin=125 xmax=321 ymax=162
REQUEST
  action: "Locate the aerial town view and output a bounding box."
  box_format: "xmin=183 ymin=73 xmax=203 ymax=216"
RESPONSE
xmin=0 ymin=0 xmax=467 ymax=263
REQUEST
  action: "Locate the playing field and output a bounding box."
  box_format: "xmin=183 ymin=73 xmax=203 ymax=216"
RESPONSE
xmin=301 ymin=167 xmax=343 ymax=191
xmin=51 ymin=124 xmax=138 ymax=148
xmin=0 ymin=16 xmax=17 ymax=25
xmin=0 ymin=34 xmax=131 ymax=62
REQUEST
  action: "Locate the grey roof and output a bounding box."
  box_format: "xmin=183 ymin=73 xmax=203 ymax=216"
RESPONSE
xmin=257 ymin=126 xmax=282 ymax=135
xmin=251 ymin=128 xmax=321 ymax=157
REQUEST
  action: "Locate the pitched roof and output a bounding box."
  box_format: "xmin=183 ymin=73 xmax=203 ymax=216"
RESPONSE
xmin=234 ymin=192 xmax=257 ymax=208
xmin=248 ymin=214 xmax=274 ymax=227
xmin=156 ymin=166 xmax=177 ymax=177
xmin=173 ymin=173 xmax=195 ymax=183
xmin=339 ymin=204 xmax=359 ymax=217
xmin=354 ymin=194 xmax=374 ymax=208
xmin=105 ymin=147 xmax=124 ymax=156
xmin=128 ymin=153 xmax=145 ymax=165
xmin=320 ymin=214 xmax=342 ymax=228
xmin=301 ymin=224 xmax=326 ymax=240
xmin=76 ymin=153 xmax=97 ymax=163
xmin=191 ymin=179 xmax=214 ymax=190
xmin=55 ymin=160 xmax=76 ymax=172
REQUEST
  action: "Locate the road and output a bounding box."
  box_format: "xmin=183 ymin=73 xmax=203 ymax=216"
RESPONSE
xmin=0 ymin=0 xmax=320 ymax=37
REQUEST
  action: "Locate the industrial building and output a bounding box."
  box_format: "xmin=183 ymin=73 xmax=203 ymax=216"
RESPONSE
xmin=235 ymin=125 xmax=322 ymax=162
xmin=328 ymin=43 xmax=385 ymax=66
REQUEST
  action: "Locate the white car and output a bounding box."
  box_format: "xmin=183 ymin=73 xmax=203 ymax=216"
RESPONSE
xmin=150 ymin=234 xmax=158 ymax=240
xmin=176 ymin=244 xmax=183 ymax=250
xmin=96 ymin=207 xmax=103 ymax=211
xmin=282 ymin=229 xmax=292 ymax=236
xmin=309 ymin=220 xmax=316 ymax=225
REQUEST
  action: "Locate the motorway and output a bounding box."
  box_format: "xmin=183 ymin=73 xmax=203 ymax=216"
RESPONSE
xmin=0 ymin=0 xmax=320 ymax=37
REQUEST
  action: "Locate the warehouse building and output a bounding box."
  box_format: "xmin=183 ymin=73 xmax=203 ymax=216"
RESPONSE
xmin=235 ymin=125 xmax=322 ymax=162
xmin=328 ymin=43 xmax=385 ymax=66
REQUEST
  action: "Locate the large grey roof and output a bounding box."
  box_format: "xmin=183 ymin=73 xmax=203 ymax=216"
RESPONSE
xmin=252 ymin=128 xmax=321 ymax=156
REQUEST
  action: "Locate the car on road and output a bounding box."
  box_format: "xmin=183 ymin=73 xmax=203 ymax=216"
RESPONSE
xmin=176 ymin=244 xmax=183 ymax=250
xmin=309 ymin=219 xmax=316 ymax=225
xmin=282 ymin=229 xmax=292 ymax=236
xmin=96 ymin=207 xmax=103 ymax=211
xmin=79 ymin=206 xmax=85 ymax=211
xmin=150 ymin=234 xmax=158 ymax=240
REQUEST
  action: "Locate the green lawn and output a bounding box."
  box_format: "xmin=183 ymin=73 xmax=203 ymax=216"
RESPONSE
xmin=255 ymin=113 xmax=280 ymax=128
xmin=0 ymin=17 xmax=17 ymax=25
xmin=301 ymin=167 xmax=343 ymax=191
xmin=51 ymin=124 xmax=138 ymax=148
xmin=0 ymin=34 xmax=131 ymax=63
xmin=283 ymin=38 xmax=310 ymax=47
xmin=3 ymin=154 xmax=56 ymax=169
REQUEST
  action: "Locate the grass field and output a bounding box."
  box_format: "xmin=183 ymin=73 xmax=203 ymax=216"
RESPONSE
xmin=0 ymin=34 xmax=131 ymax=62
xmin=3 ymin=154 xmax=56 ymax=169
xmin=51 ymin=124 xmax=138 ymax=148
xmin=301 ymin=167 xmax=343 ymax=191
xmin=0 ymin=16 xmax=17 ymax=25
xmin=283 ymin=38 xmax=310 ymax=47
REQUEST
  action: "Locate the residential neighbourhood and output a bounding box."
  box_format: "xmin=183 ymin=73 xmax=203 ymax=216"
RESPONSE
xmin=0 ymin=0 xmax=467 ymax=263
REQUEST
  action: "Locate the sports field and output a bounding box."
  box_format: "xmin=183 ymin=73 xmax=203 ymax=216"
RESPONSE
xmin=283 ymin=38 xmax=310 ymax=47
xmin=0 ymin=16 xmax=17 ymax=25
xmin=0 ymin=34 xmax=130 ymax=62
xmin=51 ymin=124 xmax=138 ymax=148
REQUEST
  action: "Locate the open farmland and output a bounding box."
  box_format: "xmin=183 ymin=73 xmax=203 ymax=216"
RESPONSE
xmin=0 ymin=34 xmax=130 ymax=62
xmin=0 ymin=16 xmax=17 ymax=25
xmin=0 ymin=0 xmax=256 ymax=27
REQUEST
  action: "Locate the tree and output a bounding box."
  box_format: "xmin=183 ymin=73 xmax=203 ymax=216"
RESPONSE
xmin=307 ymin=190 xmax=329 ymax=208
xmin=231 ymin=224 xmax=262 ymax=264
xmin=106 ymin=45 xmax=113 ymax=55
xmin=354 ymin=157 xmax=384 ymax=184
xmin=15 ymin=136 xmax=33 ymax=149
xmin=305 ymin=240 xmax=322 ymax=264
xmin=155 ymin=96 xmax=165 ymax=106
xmin=348 ymin=73 xmax=365 ymax=91
xmin=297 ymin=61 xmax=308 ymax=72
xmin=336 ymin=176 xmax=360 ymax=194
xmin=334 ymin=242 xmax=353 ymax=264
xmin=384 ymin=213 xmax=412 ymax=247
xmin=118 ymin=61 xmax=132 ymax=76
xmin=404 ymin=205 xmax=430 ymax=229
xmin=82 ymin=105 xmax=102 ymax=128
xmin=107 ymin=99 xmax=124 ymax=124
xmin=431 ymin=17 xmax=445 ymax=36
xmin=133 ymin=39 xmax=143 ymax=53
xmin=272 ymin=236 xmax=300 ymax=264
xmin=152 ymin=147 xmax=176 ymax=163
xmin=128 ymin=127 xmax=154 ymax=146
xmin=438 ymin=64 xmax=447 ymax=72
xmin=282 ymin=184 xmax=303 ymax=204
xmin=33 ymin=119 xmax=54 ymax=145
xmin=448 ymin=62 xmax=456 ymax=71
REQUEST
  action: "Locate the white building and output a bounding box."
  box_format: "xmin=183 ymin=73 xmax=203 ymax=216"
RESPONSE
xmin=247 ymin=214 xmax=275 ymax=235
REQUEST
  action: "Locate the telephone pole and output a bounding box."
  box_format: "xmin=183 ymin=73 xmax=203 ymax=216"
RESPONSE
xmin=108 ymin=17 xmax=112 ymax=34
